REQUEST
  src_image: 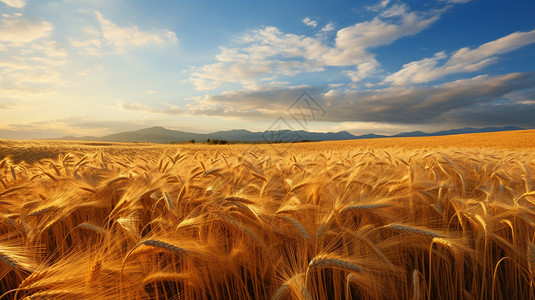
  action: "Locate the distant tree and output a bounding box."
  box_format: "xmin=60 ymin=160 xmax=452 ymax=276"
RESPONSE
xmin=206 ymin=139 xmax=229 ymax=145
xmin=189 ymin=139 xmax=195 ymax=144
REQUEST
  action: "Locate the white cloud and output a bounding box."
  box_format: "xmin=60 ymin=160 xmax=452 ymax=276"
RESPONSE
xmin=366 ymin=0 xmax=391 ymax=12
xmin=321 ymin=22 xmax=335 ymax=32
xmin=0 ymin=14 xmax=52 ymax=44
xmin=380 ymin=3 xmax=409 ymax=18
xmin=328 ymin=83 xmax=343 ymax=88
xmin=69 ymin=37 xmax=102 ymax=56
xmin=325 ymin=12 xmax=438 ymax=65
xmin=302 ymin=17 xmax=318 ymax=28
xmin=95 ymin=11 xmax=178 ymax=52
xmin=29 ymin=41 xmax=68 ymax=58
xmin=0 ymin=18 xmax=68 ymax=94
xmin=70 ymin=12 xmax=179 ymax=55
xmin=78 ymin=65 xmax=104 ymax=76
xmin=190 ymin=3 xmax=441 ymax=90
xmin=346 ymin=60 xmax=380 ymax=82
xmin=0 ymin=54 xmax=66 ymax=85
xmin=0 ymin=0 xmax=25 ymax=8
xmin=189 ymin=62 xmax=273 ymax=90
xmin=385 ymin=30 xmax=535 ymax=85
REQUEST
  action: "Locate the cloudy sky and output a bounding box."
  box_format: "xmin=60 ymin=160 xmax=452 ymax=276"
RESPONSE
xmin=1 ymin=0 xmax=534 ymax=139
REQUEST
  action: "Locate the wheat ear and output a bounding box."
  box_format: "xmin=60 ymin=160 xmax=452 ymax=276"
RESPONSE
xmin=385 ymin=224 xmax=443 ymax=238
xmin=282 ymin=216 xmax=310 ymax=240
xmin=308 ymin=256 xmax=362 ymax=273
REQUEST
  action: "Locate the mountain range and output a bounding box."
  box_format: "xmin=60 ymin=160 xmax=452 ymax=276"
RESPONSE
xmin=55 ymin=125 xmax=526 ymax=144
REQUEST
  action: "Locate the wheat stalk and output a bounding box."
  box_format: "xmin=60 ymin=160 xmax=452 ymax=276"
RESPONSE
xmin=528 ymin=243 xmax=535 ymax=277
xmin=412 ymin=269 xmax=421 ymax=300
xmin=22 ymin=289 xmax=90 ymax=299
xmin=141 ymin=272 xmax=189 ymax=286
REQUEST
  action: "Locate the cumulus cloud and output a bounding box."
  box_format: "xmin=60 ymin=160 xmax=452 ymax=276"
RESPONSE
xmin=29 ymin=41 xmax=68 ymax=58
xmin=95 ymin=11 xmax=177 ymax=50
xmin=0 ymin=39 xmax=68 ymax=86
xmin=0 ymin=11 xmax=69 ymax=100
xmin=192 ymin=84 xmax=322 ymax=115
xmin=0 ymin=0 xmax=25 ymax=8
xmin=120 ymin=83 xmax=323 ymax=120
xmin=189 ymin=3 xmax=441 ymax=90
xmin=0 ymin=38 xmax=68 ymax=96
xmin=441 ymin=102 xmax=535 ymax=128
xmin=69 ymin=37 xmax=102 ymax=56
xmin=70 ymin=12 xmax=178 ymax=55
xmin=0 ymin=14 xmax=52 ymax=44
xmin=385 ymin=30 xmax=535 ymax=85
xmin=190 ymin=52 xmax=323 ymax=91
xmin=322 ymin=72 xmax=535 ymax=125
xmin=346 ymin=60 xmax=380 ymax=82
xmin=0 ymin=41 xmax=68 ymax=88
xmin=321 ymin=22 xmax=335 ymax=32
xmin=118 ymin=101 xmax=248 ymax=119
xmin=302 ymin=17 xmax=318 ymax=28
xmin=134 ymin=72 xmax=535 ymax=129
xmin=189 ymin=62 xmax=273 ymax=91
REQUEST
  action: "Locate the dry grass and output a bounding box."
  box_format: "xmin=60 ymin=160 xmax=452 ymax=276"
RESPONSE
xmin=0 ymin=130 xmax=534 ymax=299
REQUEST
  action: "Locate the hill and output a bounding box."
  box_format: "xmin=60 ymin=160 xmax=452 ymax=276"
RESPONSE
xmin=53 ymin=126 xmax=526 ymax=143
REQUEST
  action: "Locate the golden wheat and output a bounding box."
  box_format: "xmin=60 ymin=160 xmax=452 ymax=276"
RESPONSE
xmin=0 ymin=133 xmax=534 ymax=299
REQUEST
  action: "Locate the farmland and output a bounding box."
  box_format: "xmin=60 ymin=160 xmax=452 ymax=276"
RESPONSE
xmin=0 ymin=130 xmax=534 ymax=299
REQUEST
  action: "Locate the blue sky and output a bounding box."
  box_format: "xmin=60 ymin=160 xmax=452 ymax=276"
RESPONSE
xmin=1 ymin=0 xmax=534 ymax=139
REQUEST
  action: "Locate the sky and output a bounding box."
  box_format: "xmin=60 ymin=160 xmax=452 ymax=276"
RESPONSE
xmin=1 ymin=0 xmax=535 ymax=139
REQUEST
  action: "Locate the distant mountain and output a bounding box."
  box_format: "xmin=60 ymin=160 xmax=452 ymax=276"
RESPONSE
xmin=357 ymin=133 xmax=388 ymax=139
xmin=100 ymin=127 xmax=207 ymax=143
xmin=54 ymin=126 xmax=526 ymax=143
xmin=393 ymin=126 xmax=524 ymax=137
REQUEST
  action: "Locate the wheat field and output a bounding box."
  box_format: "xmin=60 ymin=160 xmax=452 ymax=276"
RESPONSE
xmin=1 ymin=130 xmax=535 ymax=299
